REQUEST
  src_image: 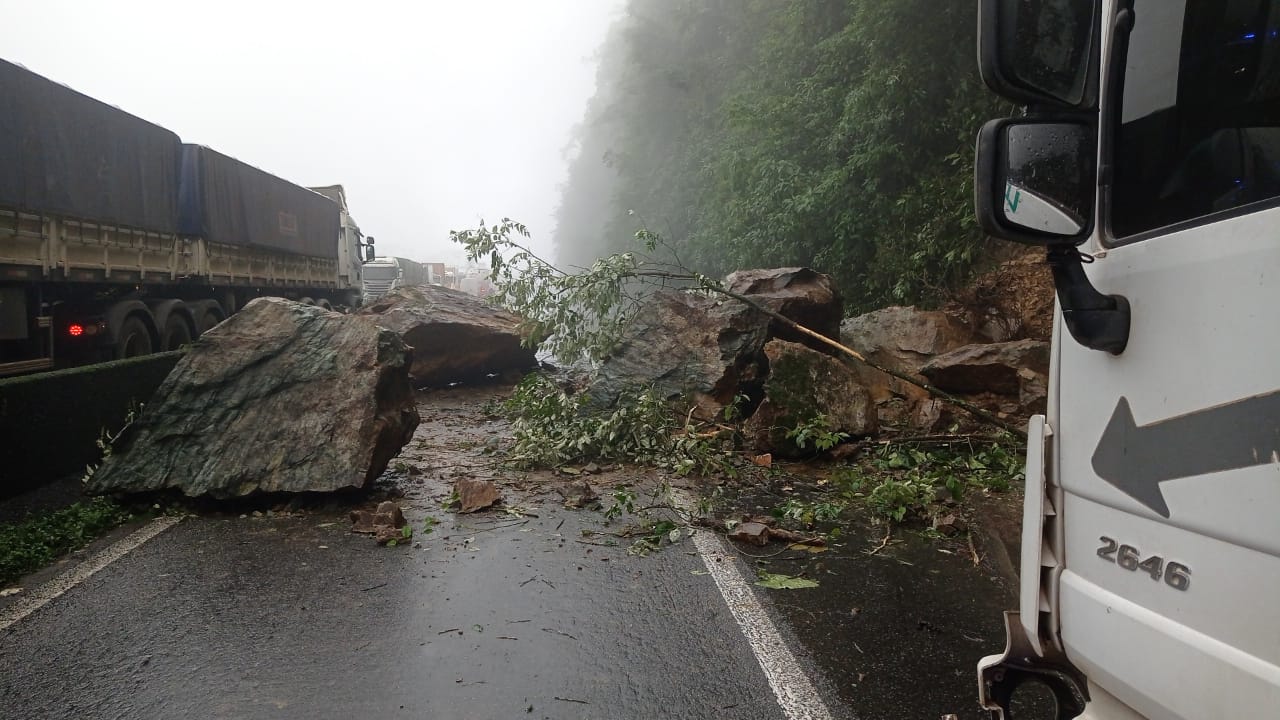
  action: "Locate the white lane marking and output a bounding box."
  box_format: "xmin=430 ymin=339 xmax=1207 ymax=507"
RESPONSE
xmin=675 ymin=491 xmax=837 ymax=720
xmin=0 ymin=515 xmax=183 ymax=632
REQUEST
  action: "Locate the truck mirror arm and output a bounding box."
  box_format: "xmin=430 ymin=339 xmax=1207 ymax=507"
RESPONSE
xmin=1046 ymin=246 xmax=1130 ymax=355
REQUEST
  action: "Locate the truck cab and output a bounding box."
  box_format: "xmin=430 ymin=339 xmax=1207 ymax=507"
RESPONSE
xmin=974 ymin=1 xmax=1280 ymax=718
xmin=307 ymin=184 xmax=371 ymax=309
xmin=361 ymin=256 xmax=402 ymax=303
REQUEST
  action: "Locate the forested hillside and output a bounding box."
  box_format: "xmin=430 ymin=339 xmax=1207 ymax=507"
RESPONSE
xmin=552 ymin=0 xmax=1006 ymax=313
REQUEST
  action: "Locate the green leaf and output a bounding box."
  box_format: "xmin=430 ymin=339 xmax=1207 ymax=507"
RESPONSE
xmin=755 ymin=572 xmax=819 ymax=590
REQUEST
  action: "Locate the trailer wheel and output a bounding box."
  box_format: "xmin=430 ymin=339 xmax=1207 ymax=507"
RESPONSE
xmin=115 ymin=315 xmax=153 ymax=359
xmin=317 ymin=299 xmax=333 ymax=311
xmin=161 ymin=314 xmax=193 ymax=351
xmin=299 ymin=297 xmax=315 ymax=306
xmin=199 ymin=309 xmax=223 ymax=335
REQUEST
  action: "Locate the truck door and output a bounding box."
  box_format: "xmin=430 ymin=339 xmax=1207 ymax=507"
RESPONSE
xmin=1054 ymin=1 xmax=1280 ymax=716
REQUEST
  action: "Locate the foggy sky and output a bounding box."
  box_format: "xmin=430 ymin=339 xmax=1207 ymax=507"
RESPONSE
xmin=1 ymin=0 xmax=624 ymax=265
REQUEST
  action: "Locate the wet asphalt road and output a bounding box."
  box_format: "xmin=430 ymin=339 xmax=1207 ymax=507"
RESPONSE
xmin=0 ymin=386 xmax=1018 ymax=720
xmin=0 ymin=505 xmax=810 ymax=720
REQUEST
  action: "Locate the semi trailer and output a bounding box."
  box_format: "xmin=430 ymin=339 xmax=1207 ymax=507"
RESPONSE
xmin=0 ymin=59 xmax=373 ymax=376
xmin=973 ymin=1 xmax=1280 ymax=718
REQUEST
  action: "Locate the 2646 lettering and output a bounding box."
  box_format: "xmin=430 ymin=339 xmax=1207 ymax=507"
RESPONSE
xmin=1097 ymin=536 xmax=1191 ymax=591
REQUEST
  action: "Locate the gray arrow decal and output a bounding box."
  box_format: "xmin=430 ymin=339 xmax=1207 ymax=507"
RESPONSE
xmin=1092 ymin=392 xmax=1280 ymax=517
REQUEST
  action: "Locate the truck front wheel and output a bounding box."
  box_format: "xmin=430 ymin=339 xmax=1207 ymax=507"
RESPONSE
xmin=115 ymin=315 xmax=153 ymax=359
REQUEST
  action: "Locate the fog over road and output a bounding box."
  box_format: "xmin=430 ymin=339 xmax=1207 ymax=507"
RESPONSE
xmin=0 ymin=0 xmax=626 ymax=265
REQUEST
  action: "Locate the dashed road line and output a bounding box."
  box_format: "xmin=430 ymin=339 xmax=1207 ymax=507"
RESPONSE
xmin=674 ymin=490 xmax=837 ymax=720
xmin=0 ymin=515 xmax=183 ymax=632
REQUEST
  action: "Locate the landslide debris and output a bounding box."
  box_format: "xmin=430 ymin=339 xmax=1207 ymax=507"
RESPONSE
xmin=358 ymin=284 xmax=538 ymax=387
xmin=86 ymin=298 xmax=419 ymax=499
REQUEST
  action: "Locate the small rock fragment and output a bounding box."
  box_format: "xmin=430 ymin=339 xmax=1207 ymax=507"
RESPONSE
xmin=374 ymin=501 xmax=407 ymax=528
xmin=350 ymin=509 xmax=376 ymax=534
xmin=933 ymin=513 xmax=967 ymax=537
xmin=375 ymin=526 xmax=410 ymax=546
xmin=728 ymin=521 xmax=771 ymax=547
xmin=455 ymin=478 xmax=501 ymax=513
xmin=558 ymin=480 xmax=599 ymax=510
xmin=350 ymin=501 xmax=408 ymax=544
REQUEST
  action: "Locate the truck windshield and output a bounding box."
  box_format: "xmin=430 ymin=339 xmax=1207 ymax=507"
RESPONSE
xmin=1111 ymin=0 xmax=1280 ymax=239
xmin=363 ymin=265 xmax=399 ymax=282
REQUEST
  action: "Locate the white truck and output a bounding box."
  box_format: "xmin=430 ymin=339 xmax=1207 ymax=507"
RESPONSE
xmin=360 ymin=256 xmax=431 ymax=302
xmin=973 ymin=1 xmax=1280 ymax=718
xmin=0 ymin=59 xmax=374 ymax=376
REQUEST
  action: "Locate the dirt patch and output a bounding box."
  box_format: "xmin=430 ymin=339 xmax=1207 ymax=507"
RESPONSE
xmin=946 ymin=248 xmax=1055 ymax=343
xmin=382 ymin=383 xmax=677 ymax=522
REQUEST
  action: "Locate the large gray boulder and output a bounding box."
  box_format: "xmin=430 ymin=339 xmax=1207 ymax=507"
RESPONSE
xmin=588 ymin=267 xmax=845 ymax=420
xmin=358 ymin=285 xmax=537 ymax=387
xmin=86 ymin=298 xmax=419 ymax=498
xmin=839 ymin=306 xmax=979 ymax=404
xmin=588 ymin=290 xmax=770 ymax=420
xmin=723 ymin=268 xmax=844 ymax=348
xmin=919 ymin=339 xmax=1050 ymax=395
xmin=745 ymin=340 xmax=876 ymax=457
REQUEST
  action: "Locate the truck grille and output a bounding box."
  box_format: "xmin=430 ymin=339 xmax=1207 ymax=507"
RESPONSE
xmin=363 ymin=280 xmax=395 ymax=300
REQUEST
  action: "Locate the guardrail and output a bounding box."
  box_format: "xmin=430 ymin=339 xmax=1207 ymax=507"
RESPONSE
xmin=0 ymin=352 xmax=184 ymax=498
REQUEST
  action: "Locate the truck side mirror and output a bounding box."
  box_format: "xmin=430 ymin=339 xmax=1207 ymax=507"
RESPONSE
xmin=979 ymin=0 xmax=1101 ymax=108
xmin=364 ymin=236 xmax=376 ymax=263
xmin=975 ymin=117 xmax=1095 ymax=246
xmin=975 ymin=117 xmax=1128 ymax=354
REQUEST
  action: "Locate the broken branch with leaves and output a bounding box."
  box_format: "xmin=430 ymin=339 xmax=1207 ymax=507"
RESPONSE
xmin=452 ymin=219 xmax=1024 ymax=437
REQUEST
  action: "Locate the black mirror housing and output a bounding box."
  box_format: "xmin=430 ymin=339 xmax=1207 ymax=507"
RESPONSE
xmin=975 ymin=116 xmax=1129 ymax=353
xmin=975 ymin=116 xmax=1097 ymax=246
xmin=979 ymin=0 xmax=1102 ymax=109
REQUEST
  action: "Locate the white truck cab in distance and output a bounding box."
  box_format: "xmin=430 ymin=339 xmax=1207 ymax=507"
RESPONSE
xmin=973 ymin=1 xmax=1280 ymax=718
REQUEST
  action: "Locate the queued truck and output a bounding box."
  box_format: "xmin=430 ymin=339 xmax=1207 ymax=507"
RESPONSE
xmin=360 ymin=256 xmax=439 ymax=302
xmin=0 ymin=59 xmax=373 ymax=377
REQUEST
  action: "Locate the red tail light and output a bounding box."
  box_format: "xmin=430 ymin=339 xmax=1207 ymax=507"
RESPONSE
xmin=68 ymin=324 xmax=84 ymax=337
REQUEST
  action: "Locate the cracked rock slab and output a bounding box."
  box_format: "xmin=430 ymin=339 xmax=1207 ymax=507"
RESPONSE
xmin=86 ymin=298 xmax=419 ymax=498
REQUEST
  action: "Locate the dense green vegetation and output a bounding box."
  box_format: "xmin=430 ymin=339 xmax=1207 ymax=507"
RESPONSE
xmin=0 ymin=499 xmax=135 ymax=586
xmin=553 ymin=0 xmax=1006 ymax=312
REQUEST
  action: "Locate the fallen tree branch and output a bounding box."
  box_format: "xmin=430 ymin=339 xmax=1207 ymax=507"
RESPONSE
xmin=766 ymin=527 xmax=826 ymax=546
xmin=460 ymin=223 xmax=1026 ymax=437
xmin=865 ymin=526 xmax=893 ymax=556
